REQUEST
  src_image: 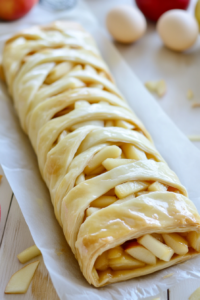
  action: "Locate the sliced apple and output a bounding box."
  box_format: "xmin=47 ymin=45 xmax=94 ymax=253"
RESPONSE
xmin=85 ymin=146 xmax=122 ymax=174
xmin=5 ymin=261 xmax=40 ymax=294
xmin=75 ymin=173 xmax=85 ymax=186
xmin=189 ymin=286 xmax=200 ymax=300
xmin=122 ymin=144 xmax=147 ymax=160
xmin=148 ymin=181 xmax=167 ymax=192
xmin=75 ymin=100 xmax=90 ymax=109
xmin=145 ymin=80 xmax=166 ymax=98
xmin=91 ymin=196 xmax=117 ymax=208
xmin=138 ymin=234 xmax=174 ymax=262
xmin=109 ymin=253 xmax=145 ymax=270
xmin=125 ymin=241 xmax=157 ymax=265
xmin=136 ymin=191 xmax=150 ymax=197
xmin=102 ymin=158 xmax=135 ymax=171
xmin=104 ymin=188 xmax=116 ymax=196
xmin=86 ymin=207 xmax=100 ymax=217
xmin=107 ymin=246 xmax=123 ymax=259
xmin=17 ymin=245 xmax=41 ymax=264
xmin=85 ymin=64 xmax=97 ymax=74
xmin=104 ymin=120 xmax=114 ymax=127
xmin=71 ymin=120 xmax=104 ymax=131
xmin=115 ymin=181 xmax=149 ymax=199
xmin=115 ymin=120 xmax=135 ymax=130
xmin=95 ymin=252 xmax=108 ymax=271
xmin=89 ymin=83 xmax=104 ymax=89
xmin=187 ymin=231 xmax=200 ymax=252
xmin=57 ymin=130 xmax=68 ymax=143
xmin=45 ymin=61 xmax=74 ymax=84
xmin=151 ymin=233 xmax=164 ymax=243
xmin=162 ymin=233 xmax=188 ymax=255
xmin=98 ymin=269 xmax=112 ymax=285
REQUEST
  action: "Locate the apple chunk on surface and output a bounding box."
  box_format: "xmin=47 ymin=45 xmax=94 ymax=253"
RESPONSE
xmin=124 ymin=241 xmax=157 ymax=265
xmin=138 ymin=234 xmax=174 ymax=262
xmin=162 ymin=233 xmax=188 ymax=255
xmin=17 ymin=245 xmax=41 ymax=264
xmin=5 ymin=261 xmax=40 ymax=294
xmin=109 ymin=253 xmax=145 ymax=270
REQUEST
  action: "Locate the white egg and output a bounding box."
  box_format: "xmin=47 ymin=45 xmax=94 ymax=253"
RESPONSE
xmin=157 ymin=10 xmax=199 ymax=52
xmin=106 ymin=5 xmax=146 ymax=44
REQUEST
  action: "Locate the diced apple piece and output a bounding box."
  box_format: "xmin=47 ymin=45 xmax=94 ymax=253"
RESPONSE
xmin=75 ymin=173 xmax=85 ymax=186
xmin=75 ymin=100 xmax=90 ymax=109
xmin=107 ymin=246 xmax=123 ymax=259
xmin=115 ymin=181 xmax=149 ymax=199
xmin=148 ymin=182 xmax=167 ymax=192
xmin=115 ymin=120 xmax=135 ymax=130
xmin=89 ymin=83 xmax=104 ymax=89
xmin=95 ymin=252 xmax=108 ymax=271
xmin=105 ymin=120 xmax=114 ymax=127
xmin=162 ymin=233 xmax=188 ymax=255
xmin=91 ymin=196 xmax=117 ymax=208
xmin=99 ymin=71 xmax=107 ymax=78
xmin=88 ymin=165 xmax=105 ymax=175
xmin=121 ymin=152 xmax=126 ymax=159
xmin=102 ymin=158 xmax=135 ymax=171
xmin=187 ymin=232 xmax=200 ymax=252
xmin=122 ymin=144 xmax=147 ymax=160
xmin=86 ymin=207 xmax=100 ymax=218
xmin=109 ymin=253 xmax=145 ymax=270
xmin=45 ymin=62 xmax=74 ymax=84
xmin=17 ymin=246 xmax=41 ymax=264
xmin=138 ymin=234 xmax=174 ymax=262
xmin=71 ymin=120 xmax=104 ymax=131
xmin=69 ymin=64 xmax=82 ymax=72
xmin=136 ymin=191 xmax=150 ymax=197
xmin=5 ymin=261 xmax=40 ymax=294
xmin=57 ymin=130 xmax=68 ymax=143
xmin=125 ymin=241 xmax=157 ymax=265
xmin=85 ymin=146 xmax=122 ymax=174
xmin=145 ymin=80 xmax=166 ymax=98
xmin=85 ymin=64 xmax=97 ymax=74
xmin=151 ymin=233 xmax=164 ymax=243
xmin=98 ymin=269 xmax=112 ymax=285
xmin=189 ymin=286 xmax=200 ymax=300
xmin=104 ymin=188 xmax=116 ymax=196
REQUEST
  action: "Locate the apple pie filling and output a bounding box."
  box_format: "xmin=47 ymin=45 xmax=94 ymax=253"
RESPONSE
xmin=94 ymin=231 xmax=200 ymax=283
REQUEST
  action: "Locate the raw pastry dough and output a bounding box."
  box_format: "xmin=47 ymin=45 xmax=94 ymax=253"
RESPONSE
xmin=2 ymin=21 xmax=200 ymax=287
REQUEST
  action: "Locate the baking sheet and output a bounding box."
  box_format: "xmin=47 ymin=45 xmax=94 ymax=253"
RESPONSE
xmin=1 ymin=1 xmax=200 ymax=299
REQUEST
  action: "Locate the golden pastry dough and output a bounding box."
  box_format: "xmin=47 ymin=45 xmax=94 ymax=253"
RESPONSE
xmin=2 ymin=21 xmax=200 ymax=287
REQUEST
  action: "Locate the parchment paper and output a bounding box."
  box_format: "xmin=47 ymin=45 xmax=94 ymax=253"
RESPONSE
xmin=1 ymin=1 xmax=200 ymax=299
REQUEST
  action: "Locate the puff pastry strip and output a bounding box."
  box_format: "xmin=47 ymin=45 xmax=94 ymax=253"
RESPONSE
xmin=2 ymin=21 xmax=200 ymax=288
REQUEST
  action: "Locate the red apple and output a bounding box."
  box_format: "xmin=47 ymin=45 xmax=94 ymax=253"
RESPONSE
xmin=0 ymin=0 xmax=38 ymax=21
xmin=135 ymin=0 xmax=190 ymax=22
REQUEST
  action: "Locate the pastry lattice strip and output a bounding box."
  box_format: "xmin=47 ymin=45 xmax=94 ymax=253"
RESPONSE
xmin=2 ymin=21 xmax=200 ymax=287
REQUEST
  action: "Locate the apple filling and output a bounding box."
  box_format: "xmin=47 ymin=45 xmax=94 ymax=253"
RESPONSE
xmin=94 ymin=231 xmax=200 ymax=283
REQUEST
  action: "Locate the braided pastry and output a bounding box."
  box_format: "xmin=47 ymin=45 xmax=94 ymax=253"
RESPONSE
xmin=2 ymin=21 xmax=200 ymax=287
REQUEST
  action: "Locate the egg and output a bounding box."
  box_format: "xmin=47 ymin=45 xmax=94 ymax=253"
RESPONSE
xmin=157 ymin=10 xmax=199 ymax=51
xmin=106 ymin=5 xmax=146 ymax=44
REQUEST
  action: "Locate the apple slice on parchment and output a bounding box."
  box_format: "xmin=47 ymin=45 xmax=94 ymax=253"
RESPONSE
xmin=5 ymin=261 xmax=40 ymax=294
xmin=17 ymin=245 xmax=41 ymax=264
